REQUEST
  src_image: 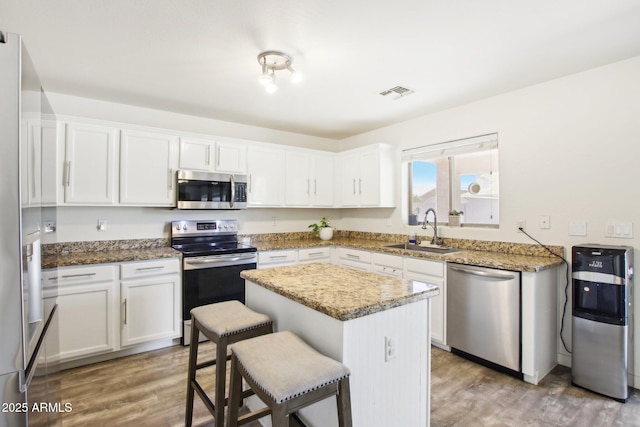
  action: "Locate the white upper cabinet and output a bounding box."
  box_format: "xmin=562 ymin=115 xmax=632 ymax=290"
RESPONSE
xmin=179 ymin=137 xmax=214 ymax=171
xmin=119 ymin=129 xmax=179 ymax=206
xmin=215 ymin=139 xmax=247 ymax=174
xmin=64 ymin=122 xmax=119 ymax=205
xmin=337 ymin=144 xmax=396 ymax=207
xmin=285 ymin=150 xmax=334 ymax=207
xmin=179 ymin=137 xmax=247 ymax=174
xmin=247 ymin=145 xmax=285 ymax=207
xmin=40 ymin=119 xmax=60 ymax=206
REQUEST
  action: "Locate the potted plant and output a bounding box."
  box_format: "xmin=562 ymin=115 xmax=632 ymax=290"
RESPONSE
xmin=308 ymin=216 xmax=333 ymax=240
xmin=448 ymin=210 xmax=463 ymax=227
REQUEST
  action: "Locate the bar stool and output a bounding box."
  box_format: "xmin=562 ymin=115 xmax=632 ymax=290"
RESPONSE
xmin=185 ymin=301 xmax=273 ymax=427
xmin=226 ymin=331 xmax=352 ymax=427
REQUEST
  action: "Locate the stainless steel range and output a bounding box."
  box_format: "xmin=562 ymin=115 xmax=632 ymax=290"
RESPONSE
xmin=171 ymin=220 xmax=257 ymax=345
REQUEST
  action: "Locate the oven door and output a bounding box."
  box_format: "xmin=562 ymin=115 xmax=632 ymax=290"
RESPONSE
xmin=182 ymin=253 xmax=256 ymax=317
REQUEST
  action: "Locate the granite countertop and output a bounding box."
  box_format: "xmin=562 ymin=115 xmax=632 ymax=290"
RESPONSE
xmin=241 ymin=263 xmax=439 ymax=321
xmin=250 ymin=237 xmax=563 ymax=273
xmin=42 ymin=239 xmax=181 ymax=269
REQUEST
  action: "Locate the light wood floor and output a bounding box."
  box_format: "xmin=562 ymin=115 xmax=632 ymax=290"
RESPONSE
xmin=50 ymin=343 xmax=640 ymax=426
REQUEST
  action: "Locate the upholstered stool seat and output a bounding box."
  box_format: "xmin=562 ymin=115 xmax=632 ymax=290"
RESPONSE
xmin=185 ymin=301 xmax=273 ymax=427
xmin=226 ymin=331 xmax=352 ymax=427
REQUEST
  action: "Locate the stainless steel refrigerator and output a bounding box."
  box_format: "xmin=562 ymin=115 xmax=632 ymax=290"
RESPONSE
xmin=0 ymin=31 xmax=58 ymax=426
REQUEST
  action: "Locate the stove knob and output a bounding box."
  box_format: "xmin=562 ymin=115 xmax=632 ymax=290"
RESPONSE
xmin=183 ymin=224 xmax=188 ymax=231
xmin=175 ymin=225 xmax=181 ymax=231
xmin=223 ymin=224 xmax=229 ymax=230
xmin=229 ymin=223 xmax=235 ymax=229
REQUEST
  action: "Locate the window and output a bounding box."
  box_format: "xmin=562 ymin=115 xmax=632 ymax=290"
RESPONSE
xmin=403 ymin=134 xmax=499 ymax=227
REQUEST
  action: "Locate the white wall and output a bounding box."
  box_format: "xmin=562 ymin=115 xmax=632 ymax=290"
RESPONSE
xmin=47 ymin=93 xmax=341 ymax=152
xmin=339 ymin=55 xmax=640 ymax=386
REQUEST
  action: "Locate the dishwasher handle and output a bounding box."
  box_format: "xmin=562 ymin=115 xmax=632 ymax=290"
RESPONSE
xmin=450 ymin=265 xmax=516 ymax=280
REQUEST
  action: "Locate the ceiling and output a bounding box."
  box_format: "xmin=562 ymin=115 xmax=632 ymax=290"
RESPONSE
xmin=2 ymin=1 xmax=640 ymax=140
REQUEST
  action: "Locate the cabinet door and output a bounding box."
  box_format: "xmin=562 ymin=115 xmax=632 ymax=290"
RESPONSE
xmin=25 ymin=119 xmax=42 ymax=206
xmin=404 ymin=258 xmax=446 ymax=345
xmin=41 ymin=120 xmax=59 ymax=206
xmin=120 ymin=129 xmax=179 ymax=206
xmin=311 ymin=154 xmax=334 ymax=207
xmin=43 ymin=282 xmax=118 ymax=362
xmin=64 ymin=122 xmax=119 ymax=205
xmin=339 ymin=153 xmax=360 ymax=207
xmin=247 ymin=146 xmax=285 ymax=206
xmin=285 ymin=151 xmax=311 ymax=206
xmin=179 ymin=137 xmax=215 ymax=171
xmin=121 ymin=274 xmax=181 ymax=346
xmin=215 ymin=140 xmax=247 ymax=174
xmin=358 ymin=148 xmax=381 ymax=206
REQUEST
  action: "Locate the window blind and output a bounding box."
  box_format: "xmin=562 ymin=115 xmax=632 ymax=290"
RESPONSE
xmin=401 ymin=133 xmax=498 ymax=162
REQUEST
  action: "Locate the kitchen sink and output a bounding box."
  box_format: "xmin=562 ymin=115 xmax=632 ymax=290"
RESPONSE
xmin=384 ymin=243 xmax=462 ymax=254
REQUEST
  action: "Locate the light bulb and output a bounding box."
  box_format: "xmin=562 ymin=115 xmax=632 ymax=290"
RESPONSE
xmin=258 ymin=73 xmax=272 ymax=85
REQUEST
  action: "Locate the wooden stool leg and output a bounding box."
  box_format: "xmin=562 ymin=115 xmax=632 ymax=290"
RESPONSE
xmin=271 ymin=404 xmax=290 ymax=427
xmin=214 ymin=336 xmax=228 ymax=425
xmin=337 ymin=377 xmax=353 ymax=427
xmin=185 ymin=320 xmax=200 ymax=427
xmin=226 ymin=355 xmax=242 ymax=427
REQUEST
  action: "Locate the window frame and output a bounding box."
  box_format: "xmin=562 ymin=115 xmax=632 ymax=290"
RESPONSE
xmin=403 ymin=133 xmax=499 ymax=228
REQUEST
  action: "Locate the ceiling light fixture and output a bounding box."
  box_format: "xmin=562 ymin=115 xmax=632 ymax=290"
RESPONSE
xmin=257 ymin=51 xmax=302 ymax=93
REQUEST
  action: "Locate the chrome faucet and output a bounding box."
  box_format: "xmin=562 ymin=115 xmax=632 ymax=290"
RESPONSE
xmin=422 ymin=208 xmax=443 ymax=246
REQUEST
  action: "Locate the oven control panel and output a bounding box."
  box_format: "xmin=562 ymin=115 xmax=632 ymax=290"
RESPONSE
xmin=171 ymin=220 xmax=237 ymax=236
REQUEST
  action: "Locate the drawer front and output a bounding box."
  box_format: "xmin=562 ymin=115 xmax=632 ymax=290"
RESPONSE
xmin=373 ymin=264 xmax=403 ymax=278
xmin=120 ymin=258 xmax=180 ymax=279
xmin=298 ymin=247 xmax=331 ymax=262
xmin=336 ymin=247 xmax=371 ymax=263
xmin=258 ymin=250 xmax=297 ymax=265
xmin=372 ymin=252 xmax=403 ymax=269
xmin=43 ymin=265 xmax=117 ymax=288
xmin=404 ymin=257 xmax=444 ymax=278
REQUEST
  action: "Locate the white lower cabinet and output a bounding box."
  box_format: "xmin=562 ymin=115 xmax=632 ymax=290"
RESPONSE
xmin=257 ymin=250 xmax=298 ymax=268
xmin=372 ymin=252 xmax=403 ymax=277
xmin=335 ymin=247 xmax=372 ymax=271
xmin=297 ymin=247 xmax=332 ymax=264
xmin=42 ymin=258 xmax=181 ymax=365
xmin=404 ymin=257 xmax=446 ymax=346
xmin=42 ymin=265 xmax=119 ymax=363
xmin=120 ymin=259 xmax=181 ymax=347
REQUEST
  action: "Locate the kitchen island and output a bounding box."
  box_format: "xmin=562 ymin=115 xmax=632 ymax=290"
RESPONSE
xmin=241 ymin=263 xmax=439 ymax=427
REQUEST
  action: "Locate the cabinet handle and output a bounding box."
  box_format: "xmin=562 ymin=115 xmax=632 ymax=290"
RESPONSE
xmin=307 ymin=178 xmax=310 ymax=195
xmin=123 ymin=299 xmax=127 ymax=325
xmin=308 ymin=251 xmax=324 ymax=257
xmin=230 ymin=174 xmax=235 ymax=208
xmin=359 ymin=178 xmax=362 ymax=195
xmin=168 ymin=168 xmax=173 ymax=190
xmin=249 ymin=174 xmax=252 ymax=193
xmin=217 ymin=146 xmax=221 ymax=167
xmin=65 ymin=161 xmax=71 ymax=187
xmin=54 ymin=273 xmax=97 ymax=280
xmin=135 ymin=266 xmax=165 ymax=272
xmin=206 ymin=145 xmax=211 ymax=166
xmin=314 ymin=179 xmax=317 ymax=196
xmin=269 ymin=255 xmax=289 ymax=260
xmin=352 ymin=178 xmax=356 ymax=195
xmin=346 ymin=253 xmax=361 ymax=260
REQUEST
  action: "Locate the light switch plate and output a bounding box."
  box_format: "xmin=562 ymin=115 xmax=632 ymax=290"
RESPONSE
xmin=605 ymin=221 xmax=633 ymax=239
xmin=539 ymin=215 xmax=550 ymax=229
xmin=569 ymin=220 xmax=587 ymax=236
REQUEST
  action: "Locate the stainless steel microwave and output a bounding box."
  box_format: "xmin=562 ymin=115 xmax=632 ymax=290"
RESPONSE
xmin=176 ymin=170 xmax=247 ymax=209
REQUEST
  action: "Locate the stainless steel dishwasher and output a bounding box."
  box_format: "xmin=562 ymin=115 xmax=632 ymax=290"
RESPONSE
xmin=446 ymin=263 xmax=522 ymax=375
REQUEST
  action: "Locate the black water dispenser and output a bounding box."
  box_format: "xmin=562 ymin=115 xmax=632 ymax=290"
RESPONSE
xmin=571 ymin=245 xmax=633 ymax=401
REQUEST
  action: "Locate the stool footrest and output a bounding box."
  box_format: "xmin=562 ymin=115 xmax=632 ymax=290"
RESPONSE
xmin=237 ymin=407 xmax=271 ymax=425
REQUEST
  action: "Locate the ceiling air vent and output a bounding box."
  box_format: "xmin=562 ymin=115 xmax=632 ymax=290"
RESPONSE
xmin=379 ymin=85 xmax=414 ymax=100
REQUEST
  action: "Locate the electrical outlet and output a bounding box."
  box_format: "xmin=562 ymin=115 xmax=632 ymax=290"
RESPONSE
xmin=97 ymin=219 xmax=107 ymax=231
xmin=516 ymin=220 xmax=526 ymax=232
xmin=385 ymin=336 xmax=397 ymax=362
xmin=271 ymin=217 xmax=277 ymax=226
xmin=539 ymin=215 xmax=550 ymax=229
